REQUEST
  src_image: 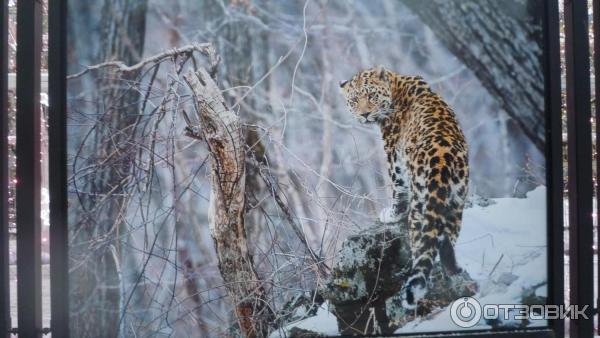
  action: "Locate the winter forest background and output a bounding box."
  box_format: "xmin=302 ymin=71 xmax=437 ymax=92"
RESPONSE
xmin=64 ymin=0 xmax=549 ymax=336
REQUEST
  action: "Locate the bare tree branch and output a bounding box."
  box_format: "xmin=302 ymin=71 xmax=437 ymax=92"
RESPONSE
xmin=248 ymin=154 xmax=330 ymax=277
xmin=67 ymin=42 xmax=220 ymax=79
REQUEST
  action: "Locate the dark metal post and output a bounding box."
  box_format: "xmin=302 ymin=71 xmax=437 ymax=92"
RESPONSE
xmin=593 ymin=0 xmax=600 ymax=334
xmin=544 ymin=1 xmax=564 ymax=337
xmin=564 ymin=0 xmax=594 ymax=337
xmin=48 ymin=0 xmax=69 ymax=336
xmin=16 ymin=0 xmax=42 ymax=336
xmin=0 ymin=0 xmax=10 ymax=337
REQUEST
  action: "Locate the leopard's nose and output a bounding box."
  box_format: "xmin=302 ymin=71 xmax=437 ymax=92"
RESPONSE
xmin=361 ymin=112 xmax=371 ymax=118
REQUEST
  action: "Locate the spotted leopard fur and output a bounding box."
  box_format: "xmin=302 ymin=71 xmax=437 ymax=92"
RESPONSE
xmin=340 ymin=66 xmax=469 ymax=310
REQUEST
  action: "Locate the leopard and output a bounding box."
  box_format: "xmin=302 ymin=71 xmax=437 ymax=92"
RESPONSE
xmin=340 ymin=66 xmax=469 ymax=310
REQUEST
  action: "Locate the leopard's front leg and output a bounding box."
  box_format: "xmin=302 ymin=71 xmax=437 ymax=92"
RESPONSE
xmin=379 ymin=156 xmax=411 ymax=223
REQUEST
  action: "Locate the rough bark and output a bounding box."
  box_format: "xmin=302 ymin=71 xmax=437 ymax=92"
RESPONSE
xmin=219 ymin=0 xmax=268 ymax=252
xmin=184 ymin=66 xmax=273 ymax=338
xmin=320 ymin=222 xmax=478 ymax=335
xmin=400 ymin=0 xmax=545 ymax=151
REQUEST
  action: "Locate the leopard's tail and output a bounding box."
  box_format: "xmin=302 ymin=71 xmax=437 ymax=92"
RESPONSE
xmin=401 ymin=201 xmax=463 ymax=309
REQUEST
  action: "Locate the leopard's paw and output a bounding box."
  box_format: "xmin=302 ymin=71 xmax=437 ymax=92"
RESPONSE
xmin=401 ymin=272 xmax=427 ymax=310
xmin=379 ymin=207 xmax=403 ymax=223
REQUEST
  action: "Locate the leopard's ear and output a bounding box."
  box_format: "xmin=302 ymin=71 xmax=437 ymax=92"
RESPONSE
xmin=339 ymin=80 xmax=349 ymax=89
xmin=376 ymin=65 xmax=388 ymax=82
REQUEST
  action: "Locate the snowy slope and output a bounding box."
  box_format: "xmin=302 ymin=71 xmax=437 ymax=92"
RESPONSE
xmin=397 ymin=186 xmax=548 ymax=333
xmin=274 ymin=186 xmax=549 ymax=336
xmin=270 ymin=302 xmax=340 ymax=338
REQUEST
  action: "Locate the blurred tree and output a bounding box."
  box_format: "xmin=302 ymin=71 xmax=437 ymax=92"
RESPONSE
xmin=67 ymin=0 xmax=148 ymax=336
xmin=401 ymin=0 xmax=546 ymax=151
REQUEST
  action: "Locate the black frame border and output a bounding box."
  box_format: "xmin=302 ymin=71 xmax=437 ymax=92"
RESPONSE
xmin=545 ymin=0 xmax=565 ymax=337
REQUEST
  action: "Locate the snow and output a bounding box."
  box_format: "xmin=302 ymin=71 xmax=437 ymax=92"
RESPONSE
xmin=399 ymin=186 xmax=548 ymax=333
xmin=277 ymin=186 xmax=549 ymax=335
xmin=269 ymin=301 xmax=340 ymax=338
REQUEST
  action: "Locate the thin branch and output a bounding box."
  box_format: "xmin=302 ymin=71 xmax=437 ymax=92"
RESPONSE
xmin=67 ymin=42 xmax=218 ymax=80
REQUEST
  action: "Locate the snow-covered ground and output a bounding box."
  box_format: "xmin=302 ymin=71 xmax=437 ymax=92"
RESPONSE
xmin=274 ymin=186 xmax=549 ymax=336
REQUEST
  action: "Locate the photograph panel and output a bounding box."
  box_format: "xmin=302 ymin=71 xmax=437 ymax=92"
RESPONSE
xmin=65 ymin=0 xmax=549 ymax=336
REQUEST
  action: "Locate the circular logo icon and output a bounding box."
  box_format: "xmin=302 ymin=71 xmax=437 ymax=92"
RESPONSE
xmin=450 ymin=297 xmax=482 ymax=328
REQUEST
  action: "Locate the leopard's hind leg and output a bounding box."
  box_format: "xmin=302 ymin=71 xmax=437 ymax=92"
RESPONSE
xmin=439 ymin=209 xmax=464 ymax=276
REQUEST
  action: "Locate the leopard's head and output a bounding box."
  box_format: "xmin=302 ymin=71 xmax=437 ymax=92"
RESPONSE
xmin=340 ymin=66 xmax=393 ymax=124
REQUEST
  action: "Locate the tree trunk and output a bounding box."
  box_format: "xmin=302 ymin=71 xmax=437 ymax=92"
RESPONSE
xmin=400 ymin=0 xmax=545 ymax=151
xmin=68 ymin=0 xmax=148 ymax=336
xmin=219 ymin=0 xmax=269 ymax=250
xmin=184 ymin=66 xmax=273 ymax=338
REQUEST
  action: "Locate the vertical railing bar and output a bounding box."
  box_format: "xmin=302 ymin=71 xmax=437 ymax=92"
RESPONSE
xmin=0 ymin=0 xmax=9 ymax=336
xmin=564 ymin=0 xmax=595 ymax=337
xmin=15 ymin=0 xmax=42 ymax=337
xmin=593 ymin=0 xmax=600 ymax=334
xmin=544 ymin=1 xmax=564 ymax=337
xmin=48 ymin=0 xmax=68 ymax=336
